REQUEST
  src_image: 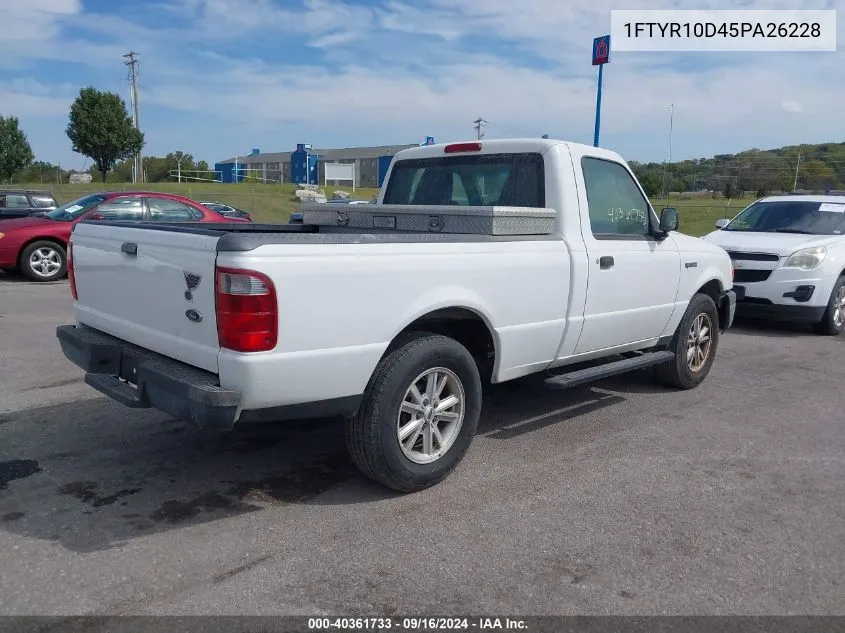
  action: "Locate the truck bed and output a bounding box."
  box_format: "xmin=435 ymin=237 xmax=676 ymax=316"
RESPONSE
xmin=78 ymin=219 xmax=559 ymax=252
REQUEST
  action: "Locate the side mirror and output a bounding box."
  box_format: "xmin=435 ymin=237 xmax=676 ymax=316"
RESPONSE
xmin=715 ymin=218 xmax=729 ymax=229
xmin=88 ymin=213 xmax=104 ymax=221
xmin=659 ymin=207 xmax=679 ymax=233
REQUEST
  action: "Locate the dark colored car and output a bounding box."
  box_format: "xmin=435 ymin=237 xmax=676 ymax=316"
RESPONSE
xmin=198 ymin=201 xmax=252 ymax=221
xmin=0 ymin=190 xmax=58 ymax=220
xmin=0 ymin=191 xmax=249 ymax=282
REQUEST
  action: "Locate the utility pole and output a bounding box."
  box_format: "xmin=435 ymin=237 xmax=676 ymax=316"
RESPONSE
xmin=123 ymin=51 xmax=143 ymax=184
xmin=473 ymin=117 xmax=488 ymax=140
xmin=661 ymin=104 xmax=674 ymax=198
xmin=793 ymin=152 xmax=801 ymax=192
xmin=176 ymin=157 xmax=182 ymax=183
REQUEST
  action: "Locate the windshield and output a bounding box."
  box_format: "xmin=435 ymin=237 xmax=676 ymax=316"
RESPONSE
xmin=44 ymin=195 xmax=106 ymax=222
xmin=723 ymin=200 xmax=845 ymax=235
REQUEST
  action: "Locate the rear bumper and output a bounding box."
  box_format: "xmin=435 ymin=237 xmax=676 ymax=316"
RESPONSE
xmin=56 ymin=324 xmax=241 ymax=430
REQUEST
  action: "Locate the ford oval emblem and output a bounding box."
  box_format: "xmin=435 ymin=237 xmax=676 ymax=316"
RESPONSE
xmin=185 ymin=309 xmax=203 ymax=323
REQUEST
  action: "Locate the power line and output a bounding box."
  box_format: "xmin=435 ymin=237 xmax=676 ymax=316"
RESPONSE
xmin=123 ymin=50 xmax=143 ymax=184
xmin=473 ymin=117 xmax=488 ymax=140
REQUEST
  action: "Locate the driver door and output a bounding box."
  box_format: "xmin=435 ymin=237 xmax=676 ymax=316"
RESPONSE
xmin=573 ymin=156 xmax=681 ymax=354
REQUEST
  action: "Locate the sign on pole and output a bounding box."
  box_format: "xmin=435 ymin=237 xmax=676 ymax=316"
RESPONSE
xmin=592 ymin=35 xmax=611 ymax=65
xmin=592 ymin=35 xmax=611 ymax=147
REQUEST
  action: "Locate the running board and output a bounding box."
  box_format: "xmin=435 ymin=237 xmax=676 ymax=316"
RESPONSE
xmin=544 ymin=350 xmax=675 ymax=390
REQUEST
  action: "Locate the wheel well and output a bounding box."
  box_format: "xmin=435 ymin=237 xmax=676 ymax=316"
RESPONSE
xmin=17 ymin=237 xmax=66 ymax=267
xmin=392 ymin=308 xmax=496 ymax=383
xmin=696 ymin=279 xmax=725 ymax=328
xmin=696 ymin=279 xmax=722 ymax=305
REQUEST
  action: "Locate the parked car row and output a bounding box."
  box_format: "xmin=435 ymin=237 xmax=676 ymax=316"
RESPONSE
xmin=0 ymin=192 xmax=251 ymax=282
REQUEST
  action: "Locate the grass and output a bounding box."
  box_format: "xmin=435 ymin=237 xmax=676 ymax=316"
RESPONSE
xmin=650 ymin=196 xmax=753 ymax=236
xmin=10 ymin=182 xmax=754 ymax=236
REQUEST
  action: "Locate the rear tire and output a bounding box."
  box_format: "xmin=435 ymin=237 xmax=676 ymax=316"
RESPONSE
xmin=812 ymin=277 xmax=845 ymax=336
xmin=655 ymin=293 xmax=720 ymax=390
xmin=20 ymin=240 xmax=66 ymax=282
xmin=345 ymin=332 xmax=482 ymax=493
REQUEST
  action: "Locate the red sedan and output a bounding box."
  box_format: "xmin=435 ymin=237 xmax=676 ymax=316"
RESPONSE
xmin=0 ymin=191 xmax=249 ymax=282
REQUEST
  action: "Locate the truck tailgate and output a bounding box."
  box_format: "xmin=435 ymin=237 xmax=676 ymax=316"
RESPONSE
xmin=71 ymin=222 xmax=221 ymax=373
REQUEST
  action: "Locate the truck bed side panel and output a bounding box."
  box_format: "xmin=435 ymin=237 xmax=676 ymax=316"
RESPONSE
xmin=216 ymin=239 xmax=571 ymax=409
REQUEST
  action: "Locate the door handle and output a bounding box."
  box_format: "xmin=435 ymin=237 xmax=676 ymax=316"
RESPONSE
xmin=121 ymin=242 xmax=138 ymax=256
xmin=599 ymin=255 xmax=614 ymax=269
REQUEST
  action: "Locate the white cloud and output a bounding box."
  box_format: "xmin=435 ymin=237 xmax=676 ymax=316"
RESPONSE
xmin=0 ymin=80 xmax=74 ymax=118
xmin=0 ymin=0 xmax=81 ymax=42
xmin=781 ymin=101 xmax=803 ymax=114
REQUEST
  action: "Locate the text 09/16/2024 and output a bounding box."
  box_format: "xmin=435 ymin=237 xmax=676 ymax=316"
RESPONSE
xmin=610 ymin=9 xmax=836 ymax=52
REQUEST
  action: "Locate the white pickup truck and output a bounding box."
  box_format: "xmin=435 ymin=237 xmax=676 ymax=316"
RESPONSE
xmin=56 ymin=139 xmax=737 ymax=492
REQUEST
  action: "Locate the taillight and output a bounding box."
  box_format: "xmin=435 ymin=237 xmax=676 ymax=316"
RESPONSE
xmin=215 ymin=266 xmax=277 ymax=352
xmin=67 ymin=242 xmax=78 ymax=300
xmin=444 ymin=142 xmax=482 ymax=153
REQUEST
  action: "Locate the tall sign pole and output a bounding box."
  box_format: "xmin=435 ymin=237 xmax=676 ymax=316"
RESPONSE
xmin=592 ymin=35 xmax=611 ymax=147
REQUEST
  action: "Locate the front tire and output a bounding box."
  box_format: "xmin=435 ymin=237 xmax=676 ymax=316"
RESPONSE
xmin=812 ymin=277 xmax=845 ymax=336
xmin=655 ymin=293 xmax=720 ymax=389
xmin=346 ymin=332 xmax=482 ymax=493
xmin=20 ymin=241 xmax=66 ymax=282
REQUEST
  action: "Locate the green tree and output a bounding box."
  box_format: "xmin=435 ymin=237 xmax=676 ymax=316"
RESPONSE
xmin=13 ymin=160 xmax=62 ymax=184
xmin=0 ymin=115 xmax=34 ymax=182
xmin=639 ymin=173 xmax=661 ymax=197
xmin=66 ymin=86 xmax=144 ymax=182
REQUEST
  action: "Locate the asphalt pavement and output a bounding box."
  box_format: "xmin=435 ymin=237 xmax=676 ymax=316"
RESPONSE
xmin=0 ymin=272 xmax=843 ymax=616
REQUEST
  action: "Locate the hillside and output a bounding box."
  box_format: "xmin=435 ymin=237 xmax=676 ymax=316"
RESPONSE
xmin=629 ymin=141 xmax=845 ymax=198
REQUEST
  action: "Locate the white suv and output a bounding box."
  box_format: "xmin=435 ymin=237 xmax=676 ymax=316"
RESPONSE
xmin=702 ymin=195 xmax=845 ymax=335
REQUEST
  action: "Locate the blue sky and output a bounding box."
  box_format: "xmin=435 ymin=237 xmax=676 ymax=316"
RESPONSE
xmin=0 ymin=0 xmax=842 ymax=171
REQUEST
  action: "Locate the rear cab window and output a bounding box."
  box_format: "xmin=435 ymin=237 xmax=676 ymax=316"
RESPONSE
xmin=383 ymin=152 xmax=545 ymax=207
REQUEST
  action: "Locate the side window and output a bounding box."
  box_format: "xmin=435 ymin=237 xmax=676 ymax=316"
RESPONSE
xmin=147 ymin=198 xmax=202 ymax=222
xmin=582 ymin=157 xmax=651 ymax=237
xmin=95 ymin=197 xmax=145 ymax=221
xmin=1 ymin=194 xmax=31 ymax=208
xmin=32 ymin=195 xmax=57 ymax=208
